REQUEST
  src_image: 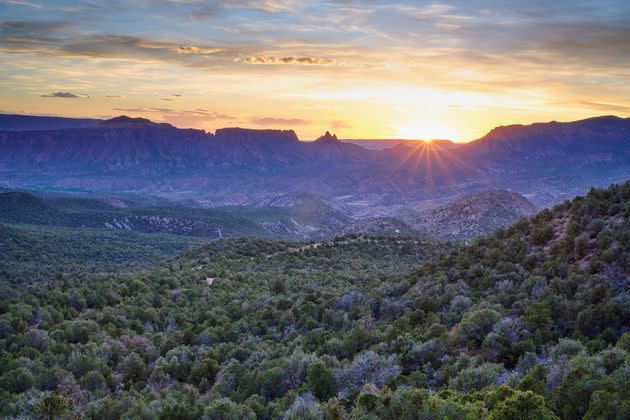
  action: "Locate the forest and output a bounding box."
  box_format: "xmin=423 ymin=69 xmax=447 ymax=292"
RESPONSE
xmin=1 ymin=182 xmax=630 ymax=419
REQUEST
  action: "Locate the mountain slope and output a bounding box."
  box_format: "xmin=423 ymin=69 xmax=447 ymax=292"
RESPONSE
xmin=0 ymin=223 xmax=205 ymax=282
xmin=464 ymin=115 xmax=630 ymax=159
xmin=403 ymin=189 xmax=537 ymax=240
xmin=0 ymin=190 xmax=352 ymax=240
xmin=1 ymin=181 xmax=629 ymax=418
xmin=0 ymin=191 xmax=269 ymax=239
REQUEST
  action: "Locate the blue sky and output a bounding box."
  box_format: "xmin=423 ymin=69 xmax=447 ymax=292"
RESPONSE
xmin=1 ymin=0 xmax=629 ymax=140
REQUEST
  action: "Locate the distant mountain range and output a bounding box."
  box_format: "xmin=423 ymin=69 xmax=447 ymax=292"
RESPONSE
xmin=1 ymin=113 xmax=629 ymax=217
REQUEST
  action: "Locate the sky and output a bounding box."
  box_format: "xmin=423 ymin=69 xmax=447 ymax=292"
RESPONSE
xmin=1 ymin=0 xmax=629 ymax=141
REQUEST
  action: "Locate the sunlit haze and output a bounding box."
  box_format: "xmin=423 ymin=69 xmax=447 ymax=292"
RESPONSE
xmin=1 ymin=0 xmax=629 ymax=141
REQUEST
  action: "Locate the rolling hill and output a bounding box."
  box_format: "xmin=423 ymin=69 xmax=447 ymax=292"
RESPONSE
xmin=402 ymin=190 xmax=538 ymax=240
xmin=0 ymin=181 xmax=629 ymax=418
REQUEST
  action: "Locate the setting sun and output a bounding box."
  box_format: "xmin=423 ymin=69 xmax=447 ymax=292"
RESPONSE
xmin=396 ymin=122 xmax=460 ymax=141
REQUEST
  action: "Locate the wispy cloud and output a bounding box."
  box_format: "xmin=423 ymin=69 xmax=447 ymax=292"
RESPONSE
xmin=395 ymin=3 xmax=455 ymax=19
xmin=579 ymin=100 xmax=630 ymax=113
xmin=243 ymin=55 xmax=334 ymax=65
xmin=0 ymin=20 xmax=70 ymax=44
xmin=251 ymin=117 xmax=311 ymax=125
xmin=176 ymin=45 xmax=223 ymax=55
xmin=113 ymin=107 xmax=235 ymax=120
xmin=4 ymin=0 xmax=42 ymax=8
xmin=331 ymin=120 xmax=351 ymax=129
xmin=40 ymin=91 xmax=81 ymax=98
xmin=222 ymin=0 xmax=300 ymax=13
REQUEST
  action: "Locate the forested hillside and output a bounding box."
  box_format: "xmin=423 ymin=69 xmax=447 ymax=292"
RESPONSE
xmin=1 ymin=182 xmax=630 ymax=418
xmin=0 ymin=223 xmax=206 ymax=283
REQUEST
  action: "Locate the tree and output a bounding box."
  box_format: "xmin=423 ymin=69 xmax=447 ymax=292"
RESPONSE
xmin=1 ymin=367 xmax=35 ymax=393
xmin=307 ymin=363 xmax=336 ymax=401
xmin=456 ymin=308 xmax=502 ymax=345
xmin=188 ymin=358 xmax=219 ymax=386
xmin=531 ymin=224 xmax=554 ymax=246
xmin=284 ymin=393 xmax=324 ymax=420
xmin=34 ymin=391 xmax=72 ymax=420
xmin=489 ymin=389 xmax=558 ymax=420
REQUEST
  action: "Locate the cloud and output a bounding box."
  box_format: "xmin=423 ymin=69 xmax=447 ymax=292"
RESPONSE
xmin=4 ymin=0 xmax=42 ymax=8
xmin=251 ymin=117 xmax=311 ymax=126
xmin=113 ymin=107 xmax=235 ymax=120
xmin=579 ymin=100 xmax=630 ymax=113
xmin=113 ymin=107 xmax=146 ymax=113
xmin=243 ymin=56 xmax=335 ymax=65
xmin=396 ymin=3 xmax=456 ymax=19
xmin=59 ymin=35 xmax=226 ymax=63
xmin=0 ymin=20 xmax=70 ymax=44
xmin=0 ymin=27 xmax=233 ymax=70
xmin=40 ymin=91 xmax=80 ymax=98
xmin=222 ymin=0 xmax=298 ymax=13
xmin=159 ymin=0 xmax=298 ymax=18
xmin=331 ymin=120 xmax=351 ymax=129
xmin=176 ymin=45 xmax=223 ymax=54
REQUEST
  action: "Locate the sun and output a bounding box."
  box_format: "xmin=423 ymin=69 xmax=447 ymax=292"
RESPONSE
xmin=396 ymin=122 xmax=459 ymax=141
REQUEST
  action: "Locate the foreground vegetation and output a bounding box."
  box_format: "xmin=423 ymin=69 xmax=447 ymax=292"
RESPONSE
xmin=1 ymin=182 xmax=630 ymax=418
xmin=0 ymin=223 xmax=206 ymax=283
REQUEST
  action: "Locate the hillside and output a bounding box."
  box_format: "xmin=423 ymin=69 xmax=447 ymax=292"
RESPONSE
xmin=0 ymin=191 xmax=270 ymax=239
xmin=0 ymin=190 xmax=359 ymax=240
xmin=0 ymin=181 xmax=629 ymax=418
xmin=341 ymin=217 xmax=420 ymax=237
xmin=0 ymin=223 xmax=206 ymax=282
xmin=404 ymin=190 xmax=537 ymax=240
xmin=0 ymin=189 xmax=533 ymax=241
xmin=464 ymin=115 xmax=630 ymax=159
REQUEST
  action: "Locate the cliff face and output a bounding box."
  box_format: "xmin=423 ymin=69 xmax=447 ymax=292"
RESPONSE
xmin=0 ymin=125 xmax=210 ymax=170
xmin=215 ymin=128 xmax=299 ymax=143
xmin=0 ymin=118 xmax=373 ymax=173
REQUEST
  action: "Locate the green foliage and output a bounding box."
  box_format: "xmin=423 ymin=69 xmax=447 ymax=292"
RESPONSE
xmin=2 ymin=181 xmax=630 ymax=418
xmin=0 ymin=367 xmax=35 ymax=392
xmin=488 ymin=388 xmax=558 ymax=420
xmin=531 ymin=224 xmax=554 ymax=246
xmin=0 ymin=223 xmax=205 ymax=282
xmin=307 ymin=362 xmax=336 ymax=400
xmin=33 ymin=391 xmax=72 ymax=420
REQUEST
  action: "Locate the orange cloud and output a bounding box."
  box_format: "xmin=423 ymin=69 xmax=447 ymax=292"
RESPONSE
xmin=176 ymin=45 xmax=223 ymax=55
xmin=243 ymin=56 xmax=335 ymax=65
